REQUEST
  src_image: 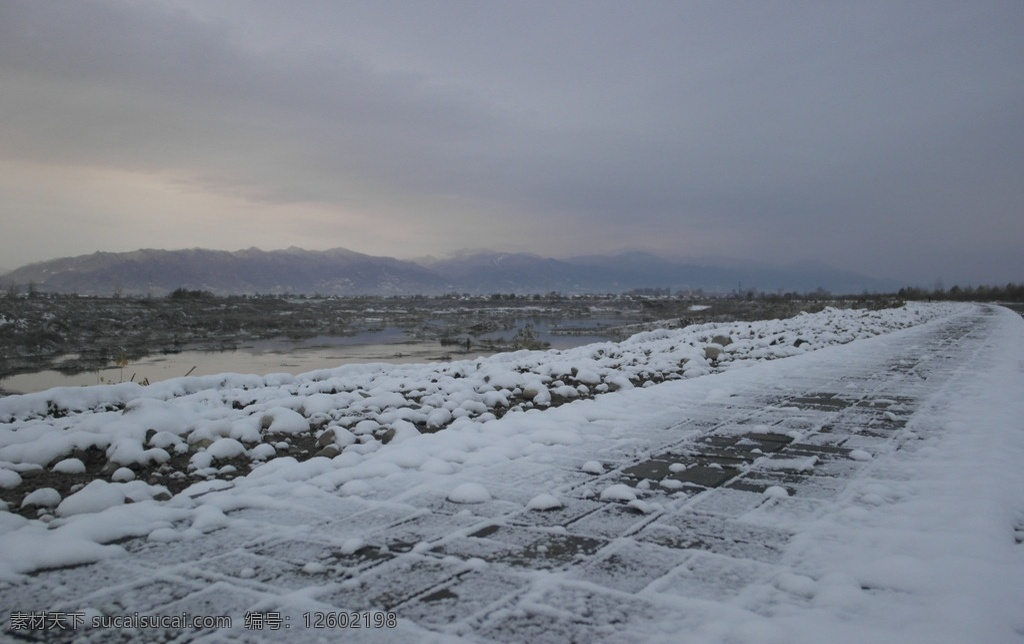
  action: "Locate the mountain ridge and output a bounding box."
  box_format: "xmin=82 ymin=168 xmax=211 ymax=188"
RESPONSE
xmin=0 ymin=247 xmax=902 ymax=296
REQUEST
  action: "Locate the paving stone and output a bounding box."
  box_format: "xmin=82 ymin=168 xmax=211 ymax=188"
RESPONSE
xmin=505 ymin=497 xmax=606 ymax=529
xmin=317 ymin=555 xmax=464 ymax=612
xmin=784 ymin=442 xmax=852 ymax=458
xmin=665 ymin=464 xmax=742 ymax=488
xmin=473 ymin=583 xmax=663 ymax=644
xmin=122 ymin=528 xmax=264 ymax=567
xmin=395 ymin=569 xmax=524 ymax=628
xmin=784 ymin=392 xmax=855 ymax=411
xmin=250 ymin=538 xmax=340 ymax=568
xmin=739 ymin=496 xmax=825 ymax=527
xmin=329 ymin=543 xmax=396 ymax=575
xmin=567 ymin=540 xmax=690 ymax=593
xmin=501 ymin=532 xmax=608 ymax=570
xmin=226 ymin=499 xmax=362 ymax=529
xmin=562 ymin=504 xmax=655 ymax=540
xmin=686 ymin=487 xmax=768 ymax=517
xmin=739 ymin=433 xmax=795 ymax=451
xmin=403 ymin=489 xmax=524 ymax=519
xmin=639 ymin=512 xmax=791 ymax=563
xmin=114 ymin=578 xmax=214 ymax=615
xmin=188 ymin=549 xmax=329 ymax=589
xmin=650 ymin=551 xmax=775 ymax=601
xmin=431 ymin=533 xmax=522 ymax=563
xmin=368 ymin=512 xmax=481 ymax=552
xmin=620 ymin=458 xmax=681 ymax=482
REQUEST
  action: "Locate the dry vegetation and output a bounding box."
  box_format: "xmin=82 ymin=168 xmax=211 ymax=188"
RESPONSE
xmin=0 ymin=290 xmax=906 ymax=382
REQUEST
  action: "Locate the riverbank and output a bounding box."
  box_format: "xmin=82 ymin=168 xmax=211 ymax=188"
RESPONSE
xmin=0 ymin=293 xmax=903 ymax=391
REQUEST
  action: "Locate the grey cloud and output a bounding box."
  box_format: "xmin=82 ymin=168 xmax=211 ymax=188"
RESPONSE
xmin=0 ymin=1 xmax=502 ymax=197
xmin=1 ymin=0 xmax=1022 ymax=284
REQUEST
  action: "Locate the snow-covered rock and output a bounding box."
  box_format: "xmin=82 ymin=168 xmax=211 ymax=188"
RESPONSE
xmin=600 ymin=483 xmax=638 ymax=502
xmin=52 ymin=458 xmax=86 ymax=474
xmin=260 ymin=407 xmax=309 ymax=434
xmin=20 ymin=487 xmax=61 ymax=509
xmin=526 ymin=493 xmax=563 ymax=511
xmin=56 ymin=480 xmax=126 ymax=517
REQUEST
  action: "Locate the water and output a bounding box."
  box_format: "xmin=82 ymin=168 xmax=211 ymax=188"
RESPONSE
xmin=0 ymin=323 xmax=617 ymax=395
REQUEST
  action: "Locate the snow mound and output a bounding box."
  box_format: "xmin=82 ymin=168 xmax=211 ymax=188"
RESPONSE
xmin=56 ymin=480 xmax=125 ymax=517
xmin=526 ymin=493 xmax=563 ymax=511
xmin=20 ymin=487 xmax=61 ymax=509
xmin=582 ymin=460 xmax=604 ymax=474
xmin=600 ymin=484 xmax=638 ymax=502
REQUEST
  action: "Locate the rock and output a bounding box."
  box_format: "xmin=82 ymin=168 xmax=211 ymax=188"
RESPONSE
xmin=316 ymin=445 xmax=341 ymax=458
xmin=307 ymin=417 xmax=331 ymax=432
xmin=100 ymin=461 xmax=122 ymax=476
xmin=188 ymin=435 xmax=214 ymax=449
xmin=704 ymin=345 xmax=722 ymax=361
xmin=378 ymin=421 xmax=420 ymax=445
xmin=331 ymin=428 xmax=357 ymax=447
xmin=316 ymin=428 xmax=337 ymax=449
xmin=712 ymin=334 xmax=733 ymax=346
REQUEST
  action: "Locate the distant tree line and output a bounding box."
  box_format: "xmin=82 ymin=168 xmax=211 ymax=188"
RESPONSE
xmin=166 ymin=287 xmax=215 ymax=300
xmin=5 ymin=281 xmax=1023 ymax=303
xmin=897 ymin=282 xmax=1024 ymax=302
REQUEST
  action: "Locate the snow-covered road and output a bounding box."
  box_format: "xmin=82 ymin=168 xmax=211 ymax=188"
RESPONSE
xmin=2 ymin=303 xmax=1023 ymax=642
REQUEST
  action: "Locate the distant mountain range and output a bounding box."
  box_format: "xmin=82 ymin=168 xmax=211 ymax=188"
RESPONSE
xmin=0 ymin=247 xmax=902 ymax=296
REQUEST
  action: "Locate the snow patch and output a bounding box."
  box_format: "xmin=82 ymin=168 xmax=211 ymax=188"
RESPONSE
xmin=447 ymin=483 xmax=491 ymax=504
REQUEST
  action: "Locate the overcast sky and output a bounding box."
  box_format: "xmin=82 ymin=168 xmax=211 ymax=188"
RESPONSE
xmin=1 ymin=0 xmax=1021 ymax=285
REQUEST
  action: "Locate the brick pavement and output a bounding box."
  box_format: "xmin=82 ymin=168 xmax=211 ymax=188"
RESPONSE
xmin=0 ymin=307 xmax=996 ymax=643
